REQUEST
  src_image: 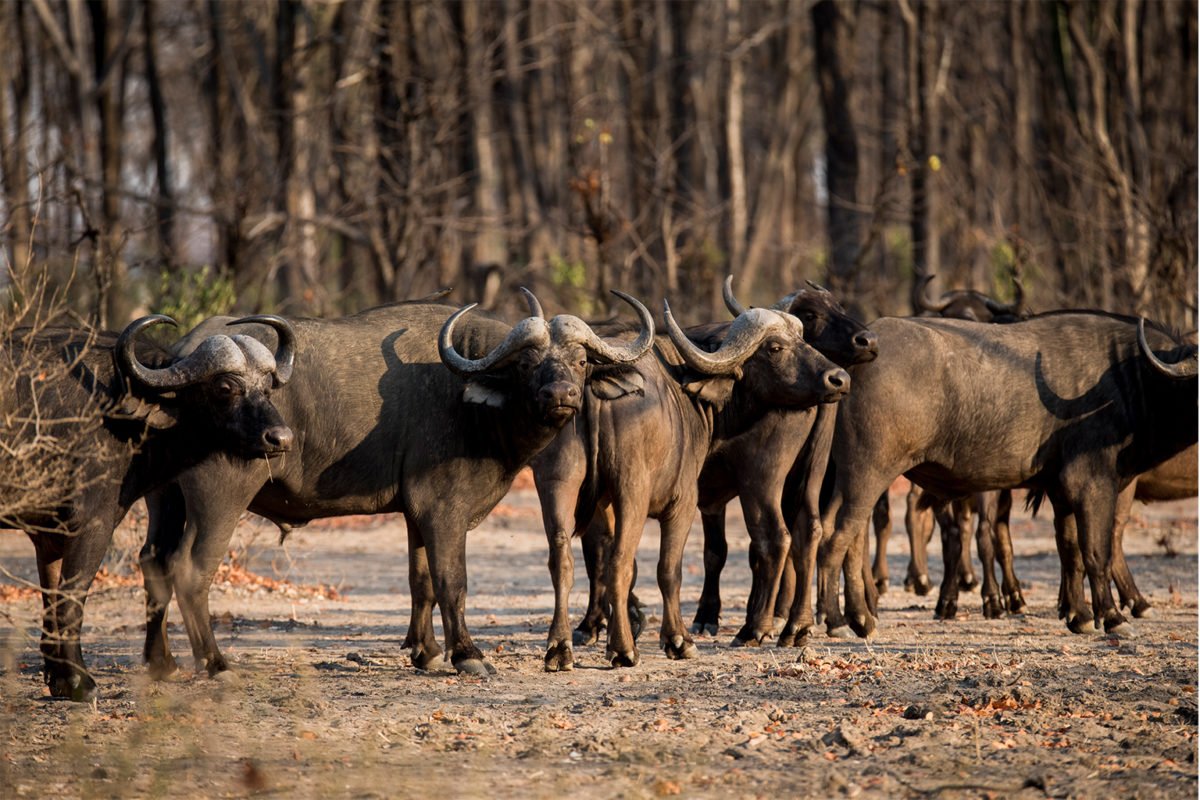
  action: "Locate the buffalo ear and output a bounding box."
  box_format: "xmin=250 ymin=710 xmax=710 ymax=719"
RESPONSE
xmin=588 ymin=365 xmax=645 ymax=400
xmin=463 ymin=379 xmax=507 ymax=408
xmin=107 ymin=395 xmax=180 ymax=429
xmin=681 ymin=376 xmax=736 ymax=409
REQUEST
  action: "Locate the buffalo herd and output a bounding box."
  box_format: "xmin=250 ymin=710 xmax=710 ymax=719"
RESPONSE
xmin=2 ymin=278 xmax=1196 ymax=701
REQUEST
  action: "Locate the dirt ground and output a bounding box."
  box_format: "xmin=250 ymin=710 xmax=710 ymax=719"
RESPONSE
xmin=1 ymin=480 xmax=1196 ymax=799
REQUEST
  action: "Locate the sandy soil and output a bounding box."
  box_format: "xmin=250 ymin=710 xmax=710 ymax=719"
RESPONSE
xmin=1 ymin=483 xmax=1196 ymax=799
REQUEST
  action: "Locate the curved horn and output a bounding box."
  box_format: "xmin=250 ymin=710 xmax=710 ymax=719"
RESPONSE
xmin=805 ymin=279 xmax=832 ymax=294
xmin=722 ymin=275 xmax=747 ymax=317
xmin=1138 ymin=318 xmax=1198 ymax=379
xmin=519 ymin=287 xmax=545 ymax=320
xmin=228 ymin=314 xmax=296 ymax=386
xmin=117 ymin=315 xmax=182 ymax=391
xmin=438 ymin=304 xmax=550 ymax=377
xmin=982 ymin=274 xmax=1025 ymax=317
xmin=553 ymin=290 xmax=655 ymax=364
xmin=770 ymin=291 xmax=801 ymax=312
xmin=663 ymin=301 xmax=782 ymax=376
xmin=913 ymin=275 xmax=951 ymax=314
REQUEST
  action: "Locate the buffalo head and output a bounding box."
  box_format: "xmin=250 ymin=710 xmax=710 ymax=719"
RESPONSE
xmin=720 ymin=276 xmax=877 ymax=366
xmin=439 ymin=288 xmax=654 ymax=425
xmin=116 ymin=314 xmax=296 ymax=457
xmin=664 ymin=292 xmax=850 ymax=410
xmin=912 ymin=272 xmax=1026 ymax=323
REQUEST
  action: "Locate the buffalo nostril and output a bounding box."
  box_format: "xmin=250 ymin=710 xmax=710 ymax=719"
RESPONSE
xmin=824 ymin=369 xmax=851 ymax=392
xmin=853 ymin=332 xmax=877 ymax=351
xmin=263 ymin=426 xmax=294 ymax=451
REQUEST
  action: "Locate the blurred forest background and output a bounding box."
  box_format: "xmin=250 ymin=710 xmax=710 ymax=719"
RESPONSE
xmin=0 ymin=0 xmax=1194 ymax=329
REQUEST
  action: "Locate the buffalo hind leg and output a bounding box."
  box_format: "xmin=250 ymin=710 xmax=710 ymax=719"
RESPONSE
xmin=1048 ymin=496 xmax=1090 ymax=633
xmin=43 ymin=518 xmax=115 ymax=702
xmin=1067 ymin=475 xmax=1128 ymax=635
xmin=141 ymin=486 xmax=184 ymax=679
xmin=975 ymin=493 xmax=1004 ymax=619
xmin=904 ymin=488 xmax=934 ymax=595
xmin=415 ymin=515 xmax=493 ymax=675
xmin=933 ymin=501 xmax=963 ymax=620
xmin=733 ymin=495 xmax=790 ymax=647
xmin=1111 ymin=482 xmax=1151 ymax=617
xmin=993 ymin=490 xmax=1026 ymax=613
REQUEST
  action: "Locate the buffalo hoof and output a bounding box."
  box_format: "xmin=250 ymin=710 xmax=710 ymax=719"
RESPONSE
xmin=777 ymin=626 xmax=809 ymax=648
xmin=848 ymin=613 xmax=877 ymax=639
xmin=204 ymin=653 xmax=231 ymax=678
xmin=771 ymin=616 xmax=787 ymax=635
xmin=1130 ymin=599 xmax=1153 ymax=619
xmin=49 ymin=672 xmax=98 ymax=703
xmin=454 ymin=658 xmax=497 ymax=676
xmin=982 ymin=595 xmax=1004 ymax=620
xmin=691 ymin=621 xmax=719 ymax=636
xmin=691 ymin=602 xmax=721 ymax=636
xmin=630 ymin=606 xmax=647 ymax=641
xmin=1005 ymin=592 xmax=1027 ymax=615
xmin=960 ymin=574 xmax=979 ymax=592
xmin=826 ymin=624 xmax=853 ymax=639
xmin=573 ymin=621 xmax=604 ymax=647
xmin=874 ymin=578 xmax=889 ymax=595
xmin=906 ymin=574 xmax=933 ymax=596
xmin=934 ymin=595 xmax=958 ymax=620
xmin=663 ymin=635 xmax=698 ymax=660
xmin=607 ymin=648 xmax=639 ymax=668
xmin=544 ymin=641 xmax=574 ymax=673
xmin=146 ymin=655 xmax=179 ymax=682
xmin=212 ymin=668 xmax=240 ymax=685
xmin=410 ymin=645 xmax=444 ymax=671
xmin=1105 ymin=622 xmax=1138 ymax=639
xmin=1066 ymin=614 xmax=1092 ymax=635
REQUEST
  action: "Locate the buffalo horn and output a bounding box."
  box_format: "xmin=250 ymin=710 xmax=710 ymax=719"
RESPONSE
xmin=913 ymin=275 xmax=951 ymax=314
xmin=805 ymin=279 xmax=832 ymax=294
xmin=1138 ymin=318 xmax=1198 ymax=379
xmin=118 ymin=315 xmax=251 ymax=391
xmin=520 ymin=287 xmax=545 ymax=320
xmin=664 ymin=301 xmax=787 ymax=376
xmin=227 ymin=314 xmax=297 ymax=386
xmin=722 ymin=275 xmax=748 ymax=317
xmin=982 ymin=274 xmax=1025 ymax=317
xmin=438 ymin=304 xmax=550 ymax=376
xmin=552 ymin=290 xmax=655 ymax=364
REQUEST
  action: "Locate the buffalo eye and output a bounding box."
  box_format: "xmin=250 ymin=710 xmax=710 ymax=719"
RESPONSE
xmin=214 ymin=377 xmax=241 ymax=399
xmin=767 ymin=342 xmax=784 ymax=355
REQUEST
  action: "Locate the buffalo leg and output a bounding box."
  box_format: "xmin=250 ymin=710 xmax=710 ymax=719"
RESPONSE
xmin=993 ymin=489 xmax=1025 ymax=614
xmin=871 ymin=493 xmax=891 ymax=594
xmin=535 ymin=461 xmax=586 ymax=672
xmin=141 ymin=485 xmax=185 ymax=679
xmin=904 ymin=487 xmax=934 ymax=595
xmin=403 ymin=523 xmax=443 ymax=670
xmin=860 ymin=525 xmax=879 ymax=616
xmin=604 ymin=491 xmax=652 ymax=668
xmin=933 ymin=502 xmax=963 ymax=620
xmin=692 ymin=508 xmax=728 ymax=636
xmin=45 ymin=518 xmax=115 ymax=702
xmin=820 ymin=491 xmax=877 ymax=638
xmin=1067 ymin=475 xmax=1127 ymax=634
xmin=975 ymin=492 xmax=1004 ymax=619
xmin=732 ymin=494 xmax=791 ymax=647
xmin=657 ymin=503 xmax=699 ymax=660
xmin=168 ymin=476 xmax=261 ymax=678
xmin=576 ymin=508 xmax=612 ymax=644
xmin=415 ymin=515 xmax=492 ymax=675
xmin=1048 ymin=495 xmax=1090 ymax=633
xmin=1110 ymin=482 xmax=1151 ymax=617
xmin=779 ymin=505 xmax=821 ymax=646
xmin=954 ymin=498 xmax=978 ymax=591
xmin=30 ymin=535 xmax=66 ymax=693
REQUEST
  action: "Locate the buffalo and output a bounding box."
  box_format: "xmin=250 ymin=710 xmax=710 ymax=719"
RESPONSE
xmin=3 ymin=314 xmax=295 ymax=700
xmin=140 ymin=291 xmax=654 ymax=678
xmin=795 ymin=311 xmax=1196 ymax=641
xmin=533 ymin=286 xmax=851 ymax=670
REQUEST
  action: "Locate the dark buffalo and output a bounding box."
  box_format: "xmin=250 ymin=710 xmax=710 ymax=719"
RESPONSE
xmin=533 ymin=287 xmax=851 ymax=670
xmin=4 ymin=314 xmax=295 ymax=700
xmin=140 ymin=291 xmax=654 ymax=678
xmin=688 ymin=278 xmax=878 ymax=640
xmin=796 ymin=312 xmax=1196 ymax=641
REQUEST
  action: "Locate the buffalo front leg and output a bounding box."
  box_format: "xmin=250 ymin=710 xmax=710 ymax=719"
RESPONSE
xmin=1049 ymin=498 xmax=1090 ymax=633
xmin=1069 ymin=479 xmax=1128 ymax=634
xmin=604 ymin=496 xmax=651 ymax=668
xmin=871 ymin=493 xmax=892 ymax=594
xmin=657 ymin=505 xmax=699 ymax=660
xmin=953 ymin=498 xmax=978 ymax=591
xmin=419 ymin=517 xmax=493 ymax=676
xmin=537 ymin=476 xmax=582 ymax=672
xmin=141 ymin=485 xmax=186 ymax=679
xmin=692 ymin=508 xmax=728 ymax=636
xmin=904 ymin=487 xmax=934 ymax=595
xmin=30 ymin=535 xmax=67 ymax=695
xmin=403 ymin=524 xmax=444 ymax=671
xmin=732 ymin=497 xmax=790 ymax=647
xmin=779 ymin=509 xmax=821 ymax=647
xmin=933 ymin=502 xmax=963 ymax=620
xmin=841 ymin=507 xmax=878 ymax=637
xmin=993 ymin=490 xmax=1026 ymax=614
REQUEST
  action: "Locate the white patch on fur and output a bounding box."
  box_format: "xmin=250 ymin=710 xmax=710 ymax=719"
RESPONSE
xmin=463 ymin=381 xmax=506 ymax=407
